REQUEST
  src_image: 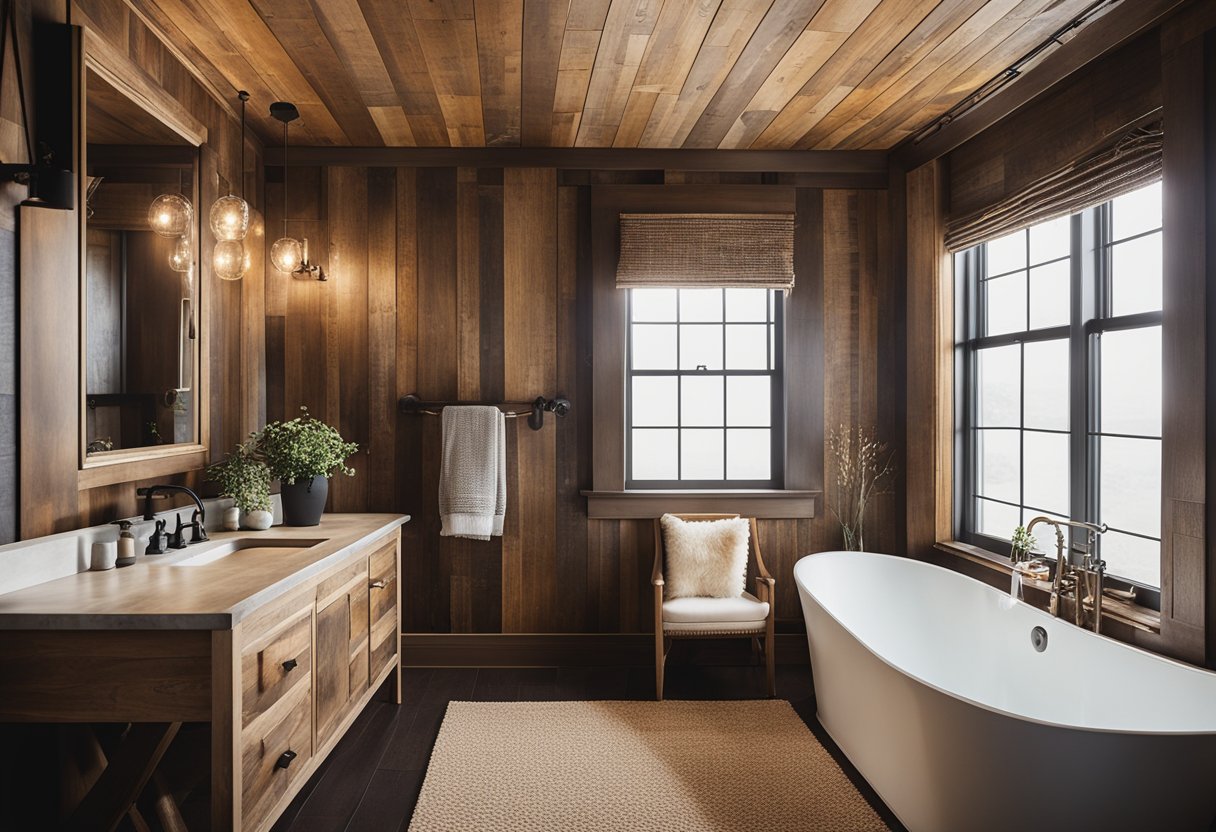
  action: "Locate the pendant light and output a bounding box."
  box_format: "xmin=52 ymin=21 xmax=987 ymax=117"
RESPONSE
xmin=212 ymin=91 xmax=250 ymax=281
xmin=153 ymin=168 xmax=194 ymax=272
xmin=148 ymin=192 xmax=192 ymax=237
xmin=213 ymin=239 xmax=250 ymax=281
xmin=269 ymin=101 xmax=303 ymax=273
xmin=168 ymin=235 xmax=192 ymax=272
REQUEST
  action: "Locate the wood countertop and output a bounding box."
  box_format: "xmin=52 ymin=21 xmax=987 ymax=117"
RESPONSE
xmin=0 ymin=513 xmax=408 ymax=630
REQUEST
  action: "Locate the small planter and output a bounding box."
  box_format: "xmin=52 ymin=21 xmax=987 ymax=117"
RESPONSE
xmin=240 ymin=509 xmax=274 ymax=531
xmin=281 ymin=476 xmax=328 ymax=526
xmin=221 ymin=506 xmax=241 ymax=532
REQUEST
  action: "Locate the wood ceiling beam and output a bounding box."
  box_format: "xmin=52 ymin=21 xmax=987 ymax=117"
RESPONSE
xmin=263 ymin=145 xmax=888 ymax=174
xmin=892 ymin=0 xmax=1190 ymax=168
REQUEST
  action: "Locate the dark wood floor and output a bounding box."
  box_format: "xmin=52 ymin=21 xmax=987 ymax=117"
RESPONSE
xmin=270 ymin=658 xmax=903 ymax=832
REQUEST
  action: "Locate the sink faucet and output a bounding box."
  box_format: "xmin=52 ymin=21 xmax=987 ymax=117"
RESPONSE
xmin=136 ymin=485 xmax=207 ymax=549
xmin=1024 ymin=516 xmax=1108 ymax=631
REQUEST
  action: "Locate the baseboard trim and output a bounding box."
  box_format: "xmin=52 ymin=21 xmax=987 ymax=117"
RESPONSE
xmin=402 ymin=633 xmax=811 ymax=668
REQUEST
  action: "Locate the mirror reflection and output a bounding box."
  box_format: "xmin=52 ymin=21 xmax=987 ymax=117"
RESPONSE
xmin=84 ymin=68 xmax=199 ymax=455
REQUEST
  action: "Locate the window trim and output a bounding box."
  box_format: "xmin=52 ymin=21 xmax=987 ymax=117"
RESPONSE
xmin=585 ymin=185 xmax=819 ymax=520
xmin=955 ymin=192 xmax=1164 ymax=605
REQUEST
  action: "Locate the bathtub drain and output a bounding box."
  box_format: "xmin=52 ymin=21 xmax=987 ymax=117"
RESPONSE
xmin=1030 ymin=626 xmax=1048 ymax=652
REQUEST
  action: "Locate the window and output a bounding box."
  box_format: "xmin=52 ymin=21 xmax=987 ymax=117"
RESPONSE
xmin=626 ymin=287 xmax=783 ymax=488
xmin=958 ymin=181 xmax=1163 ymax=589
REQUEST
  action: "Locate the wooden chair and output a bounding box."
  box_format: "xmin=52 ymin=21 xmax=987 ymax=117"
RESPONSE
xmin=651 ymin=514 xmax=776 ymax=701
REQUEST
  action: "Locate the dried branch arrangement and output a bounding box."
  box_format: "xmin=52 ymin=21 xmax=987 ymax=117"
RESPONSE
xmin=827 ymin=425 xmax=897 ymax=552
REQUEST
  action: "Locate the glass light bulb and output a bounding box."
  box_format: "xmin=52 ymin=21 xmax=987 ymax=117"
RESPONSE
xmin=148 ymin=193 xmax=192 ymax=237
xmin=213 ymin=239 xmax=249 ymax=281
xmin=168 ymin=235 xmax=192 ymax=272
xmin=270 ymin=236 xmax=303 ymax=273
xmin=209 ymin=194 xmax=249 ymax=241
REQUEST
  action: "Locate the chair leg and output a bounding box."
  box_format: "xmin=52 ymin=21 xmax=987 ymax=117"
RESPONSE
xmin=655 ymin=631 xmax=665 ymax=702
xmin=765 ymin=636 xmax=776 ymax=698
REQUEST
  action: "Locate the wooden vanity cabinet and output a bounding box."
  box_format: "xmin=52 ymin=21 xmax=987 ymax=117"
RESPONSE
xmin=0 ymin=514 xmax=405 ymax=832
xmin=222 ymin=527 xmax=403 ymax=832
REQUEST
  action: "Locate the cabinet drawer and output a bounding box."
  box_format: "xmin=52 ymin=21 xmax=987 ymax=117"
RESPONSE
xmin=242 ymin=683 xmax=312 ymax=829
xmin=241 ymin=608 xmax=311 ymax=727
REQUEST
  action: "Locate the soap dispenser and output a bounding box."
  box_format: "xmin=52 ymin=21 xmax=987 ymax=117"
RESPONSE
xmin=111 ymin=520 xmax=137 ymax=567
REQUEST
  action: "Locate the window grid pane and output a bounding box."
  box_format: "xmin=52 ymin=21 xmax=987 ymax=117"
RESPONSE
xmin=627 ymin=288 xmax=781 ymax=487
xmin=961 ymin=181 xmax=1163 ymax=589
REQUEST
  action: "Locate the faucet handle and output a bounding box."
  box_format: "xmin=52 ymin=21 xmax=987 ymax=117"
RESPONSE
xmin=146 ymin=519 xmax=167 ymax=555
xmin=167 ymin=513 xmax=188 ymax=550
xmin=190 ymin=508 xmax=208 ymax=543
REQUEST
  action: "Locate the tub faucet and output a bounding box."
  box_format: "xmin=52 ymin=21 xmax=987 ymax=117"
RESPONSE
xmin=1025 ymin=516 xmax=1070 ymax=616
xmin=1024 ymin=516 xmax=1108 ymax=631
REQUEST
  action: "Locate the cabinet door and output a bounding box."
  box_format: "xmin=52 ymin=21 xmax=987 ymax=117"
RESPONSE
xmin=315 ymin=562 xmax=369 ymax=747
xmin=367 ymin=538 xmax=399 ymax=676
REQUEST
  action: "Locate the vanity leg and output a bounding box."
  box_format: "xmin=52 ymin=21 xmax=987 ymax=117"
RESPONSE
xmin=395 ymin=540 xmax=403 ymax=706
xmin=63 ymin=722 xmax=180 ymax=832
xmin=395 ymin=657 xmax=403 ymax=705
xmin=211 ymin=628 xmax=241 ymax=831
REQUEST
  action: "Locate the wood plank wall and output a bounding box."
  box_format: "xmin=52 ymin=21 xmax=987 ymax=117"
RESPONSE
xmin=0 ymin=0 xmax=62 ymax=544
xmin=265 ymin=167 xmax=899 ymax=634
xmin=0 ymin=1 xmax=265 ymax=542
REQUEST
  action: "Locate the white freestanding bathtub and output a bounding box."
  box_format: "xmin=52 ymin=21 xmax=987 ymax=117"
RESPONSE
xmin=794 ymin=551 xmax=1216 ymax=832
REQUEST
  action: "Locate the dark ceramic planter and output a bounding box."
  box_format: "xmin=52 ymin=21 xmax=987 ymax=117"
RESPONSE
xmin=281 ymin=476 xmax=328 ymax=526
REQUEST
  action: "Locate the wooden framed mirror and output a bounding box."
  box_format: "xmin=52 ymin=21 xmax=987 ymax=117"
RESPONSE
xmin=78 ymin=32 xmax=210 ymax=488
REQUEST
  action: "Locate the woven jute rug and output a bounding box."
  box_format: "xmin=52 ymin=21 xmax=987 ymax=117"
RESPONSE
xmin=407 ymin=700 xmax=887 ymax=832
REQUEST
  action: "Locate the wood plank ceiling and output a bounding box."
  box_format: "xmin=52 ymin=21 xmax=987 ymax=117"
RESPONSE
xmin=128 ymin=0 xmax=1110 ymax=149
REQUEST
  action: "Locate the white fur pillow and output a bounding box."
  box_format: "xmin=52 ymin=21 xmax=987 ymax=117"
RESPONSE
xmin=661 ymin=514 xmax=750 ymax=599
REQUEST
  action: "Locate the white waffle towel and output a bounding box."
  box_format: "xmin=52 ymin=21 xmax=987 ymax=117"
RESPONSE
xmin=439 ymin=406 xmax=506 ymax=540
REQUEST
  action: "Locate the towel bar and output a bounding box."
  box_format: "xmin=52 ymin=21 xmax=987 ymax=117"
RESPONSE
xmin=397 ymin=394 xmax=571 ymax=431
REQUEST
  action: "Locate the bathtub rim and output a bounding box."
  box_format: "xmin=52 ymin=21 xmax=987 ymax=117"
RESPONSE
xmin=794 ymin=550 xmax=1216 ymax=738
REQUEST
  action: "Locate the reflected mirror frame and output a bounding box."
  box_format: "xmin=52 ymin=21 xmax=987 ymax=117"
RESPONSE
xmin=78 ymin=47 xmax=207 ymax=477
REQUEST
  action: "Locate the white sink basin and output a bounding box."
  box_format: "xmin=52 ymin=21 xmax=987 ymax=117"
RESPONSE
xmin=150 ymin=538 xmax=324 ymax=566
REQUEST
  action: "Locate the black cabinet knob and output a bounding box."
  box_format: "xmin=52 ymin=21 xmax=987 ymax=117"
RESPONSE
xmin=275 ymin=749 xmax=297 ymax=770
xmin=282 ymin=658 xmax=298 ymax=672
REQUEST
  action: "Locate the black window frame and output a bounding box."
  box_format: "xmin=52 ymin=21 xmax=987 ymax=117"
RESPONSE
xmin=625 ymin=288 xmax=785 ymax=490
xmin=956 ymin=187 xmax=1164 ymax=603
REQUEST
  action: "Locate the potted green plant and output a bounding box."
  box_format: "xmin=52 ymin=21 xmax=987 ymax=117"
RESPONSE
xmin=1010 ymin=525 xmax=1038 ymax=563
xmin=207 ymin=437 xmax=273 ymax=530
xmin=260 ymin=407 xmax=358 ymax=526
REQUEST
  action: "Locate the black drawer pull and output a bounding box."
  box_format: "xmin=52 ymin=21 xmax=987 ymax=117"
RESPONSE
xmin=282 ymin=658 xmax=298 ymax=672
xmin=275 ymin=749 xmax=297 ymax=770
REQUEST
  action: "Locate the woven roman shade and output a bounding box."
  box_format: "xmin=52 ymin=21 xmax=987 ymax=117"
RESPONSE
xmin=616 ymin=213 xmax=795 ymax=290
xmin=945 ymin=122 xmax=1163 ymax=252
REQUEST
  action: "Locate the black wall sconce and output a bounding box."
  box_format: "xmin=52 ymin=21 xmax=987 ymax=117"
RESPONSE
xmin=0 ymin=19 xmax=76 ymax=210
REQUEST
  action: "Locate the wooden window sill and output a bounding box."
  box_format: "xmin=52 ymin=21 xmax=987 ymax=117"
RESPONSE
xmin=582 ymin=489 xmax=818 ymax=520
xmin=932 ymin=540 xmax=1161 ymax=635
